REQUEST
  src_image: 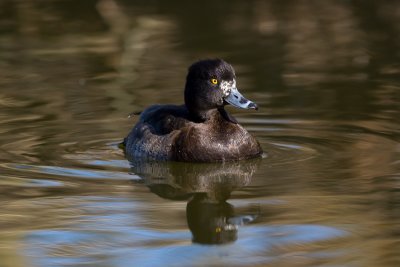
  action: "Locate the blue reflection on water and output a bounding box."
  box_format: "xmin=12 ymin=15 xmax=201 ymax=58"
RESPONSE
xmin=24 ymin=224 xmax=346 ymax=267
xmin=5 ymin=163 xmax=136 ymax=180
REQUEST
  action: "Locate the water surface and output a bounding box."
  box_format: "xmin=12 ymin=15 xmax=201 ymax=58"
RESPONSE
xmin=1 ymin=1 xmax=400 ymax=266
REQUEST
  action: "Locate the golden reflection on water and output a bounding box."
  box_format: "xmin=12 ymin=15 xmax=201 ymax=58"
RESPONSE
xmin=0 ymin=0 xmax=400 ymax=266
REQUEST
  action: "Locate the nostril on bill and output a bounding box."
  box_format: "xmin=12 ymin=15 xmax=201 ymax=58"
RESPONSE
xmin=239 ymin=97 xmax=248 ymax=104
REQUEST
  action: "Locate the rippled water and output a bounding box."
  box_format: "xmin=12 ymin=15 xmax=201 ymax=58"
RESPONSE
xmin=1 ymin=1 xmax=400 ymax=266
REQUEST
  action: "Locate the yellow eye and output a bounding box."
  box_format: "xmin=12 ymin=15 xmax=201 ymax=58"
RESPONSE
xmin=211 ymin=78 xmax=218 ymax=85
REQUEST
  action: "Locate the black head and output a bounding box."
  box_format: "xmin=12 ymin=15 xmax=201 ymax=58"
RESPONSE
xmin=184 ymin=59 xmax=257 ymax=121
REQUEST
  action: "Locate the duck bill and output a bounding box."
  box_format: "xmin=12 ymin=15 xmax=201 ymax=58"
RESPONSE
xmin=224 ymin=87 xmax=258 ymax=110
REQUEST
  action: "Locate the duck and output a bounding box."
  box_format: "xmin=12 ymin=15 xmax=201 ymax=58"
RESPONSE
xmin=122 ymin=59 xmax=262 ymax=162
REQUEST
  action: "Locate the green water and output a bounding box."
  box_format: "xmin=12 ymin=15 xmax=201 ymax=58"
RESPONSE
xmin=0 ymin=1 xmax=399 ymax=266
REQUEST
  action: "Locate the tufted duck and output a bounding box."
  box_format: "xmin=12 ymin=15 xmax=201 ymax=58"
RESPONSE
xmin=122 ymin=59 xmax=262 ymax=162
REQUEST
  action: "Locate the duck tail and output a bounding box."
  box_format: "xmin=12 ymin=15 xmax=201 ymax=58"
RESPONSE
xmin=128 ymin=111 xmax=142 ymax=118
xmin=118 ymin=138 xmax=126 ymax=150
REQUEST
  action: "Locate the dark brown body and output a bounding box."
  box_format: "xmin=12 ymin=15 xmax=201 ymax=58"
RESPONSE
xmin=124 ymin=104 xmax=262 ymax=162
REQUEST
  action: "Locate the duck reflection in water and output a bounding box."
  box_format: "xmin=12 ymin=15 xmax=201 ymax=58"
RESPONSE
xmin=129 ymin=158 xmax=260 ymax=245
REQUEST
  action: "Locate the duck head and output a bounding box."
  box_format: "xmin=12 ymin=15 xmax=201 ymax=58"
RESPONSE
xmin=184 ymin=59 xmax=258 ymax=122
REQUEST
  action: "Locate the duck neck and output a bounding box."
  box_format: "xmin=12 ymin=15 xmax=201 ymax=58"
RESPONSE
xmin=184 ymin=82 xmax=213 ymax=122
xmin=186 ymin=107 xmax=237 ymax=124
xmin=187 ymin=108 xmax=214 ymax=122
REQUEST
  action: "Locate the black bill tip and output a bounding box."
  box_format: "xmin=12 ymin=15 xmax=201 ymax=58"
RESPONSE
xmin=247 ymin=102 xmax=258 ymax=110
